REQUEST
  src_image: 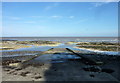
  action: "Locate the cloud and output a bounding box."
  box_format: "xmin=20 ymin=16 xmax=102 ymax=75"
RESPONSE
xmin=30 ymin=15 xmax=75 ymax=19
xmin=94 ymin=3 xmax=105 ymax=7
xmin=92 ymin=1 xmax=114 ymax=8
xmin=45 ymin=6 xmax=52 ymax=10
xmin=51 ymin=15 xmax=62 ymax=18
xmin=50 ymin=15 xmax=75 ymax=19
xmin=69 ymin=16 xmax=75 ymax=19
xmin=89 ymin=1 xmax=113 ymax=10
xmin=44 ymin=2 xmax=59 ymax=11
xmin=31 ymin=16 xmax=43 ymax=18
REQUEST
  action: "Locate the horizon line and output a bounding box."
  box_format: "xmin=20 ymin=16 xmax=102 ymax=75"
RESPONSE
xmin=1 ymin=36 xmax=118 ymax=38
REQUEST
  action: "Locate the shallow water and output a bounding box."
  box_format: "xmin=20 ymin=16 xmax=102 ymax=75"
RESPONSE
xmin=1 ymin=53 xmax=38 ymax=57
xmin=28 ymin=53 xmax=81 ymax=64
xmin=1 ymin=43 xmax=119 ymax=56
xmin=2 ymin=37 xmax=118 ymax=42
xmin=1 ymin=43 xmax=77 ymax=52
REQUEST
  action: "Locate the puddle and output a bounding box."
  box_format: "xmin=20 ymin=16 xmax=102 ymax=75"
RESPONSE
xmin=1 ymin=53 xmax=38 ymax=57
xmin=1 ymin=43 xmax=90 ymax=53
xmin=28 ymin=53 xmax=81 ymax=64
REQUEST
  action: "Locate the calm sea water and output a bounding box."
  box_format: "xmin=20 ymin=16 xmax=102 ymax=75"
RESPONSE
xmin=1 ymin=37 xmax=119 ymax=56
xmin=1 ymin=37 xmax=118 ymax=43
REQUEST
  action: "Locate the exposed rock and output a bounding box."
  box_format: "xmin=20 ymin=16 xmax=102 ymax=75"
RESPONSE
xmin=54 ymin=69 xmax=57 ymax=71
xmin=7 ymin=70 xmax=16 ymax=74
xmin=3 ymin=66 xmax=16 ymax=69
xmin=90 ymin=74 xmax=95 ymax=77
xmin=9 ymin=63 xmax=20 ymax=67
xmin=20 ymin=71 xmax=30 ymax=77
xmin=13 ymin=73 xmax=17 ymax=75
xmin=39 ymin=63 xmax=44 ymax=66
xmin=34 ymin=73 xmax=37 ymax=75
xmin=4 ymin=69 xmax=10 ymax=71
xmin=15 ymin=67 xmax=22 ymax=71
xmin=34 ymin=76 xmax=42 ymax=79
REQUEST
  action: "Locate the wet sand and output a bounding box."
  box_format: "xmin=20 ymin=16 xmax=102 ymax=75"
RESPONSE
xmin=1 ymin=40 xmax=120 ymax=82
xmin=1 ymin=48 xmax=120 ymax=81
xmin=76 ymin=42 xmax=119 ymax=52
xmin=0 ymin=40 xmax=61 ymax=50
xmin=2 ymin=61 xmax=119 ymax=81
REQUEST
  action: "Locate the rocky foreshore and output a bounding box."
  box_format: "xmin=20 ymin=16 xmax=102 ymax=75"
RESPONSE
xmin=1 ymin=41 xmax=120 ymax=81
xmin=0 ymin=40 xmax=61 ymax=50
xmin=1 ymin=48 xmax=120 ymax=81
xmin=75 ymin=42 xmax=119 ymax=52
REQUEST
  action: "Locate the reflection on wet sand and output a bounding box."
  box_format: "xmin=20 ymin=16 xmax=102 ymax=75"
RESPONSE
xmin=1 ymin=41 xmax=120 ymax=81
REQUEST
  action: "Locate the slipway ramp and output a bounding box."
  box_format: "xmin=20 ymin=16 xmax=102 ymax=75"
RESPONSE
xmin=2 ymin=48 xmax=103 ymax=67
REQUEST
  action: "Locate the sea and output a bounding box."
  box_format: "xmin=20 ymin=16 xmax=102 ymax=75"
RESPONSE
xmin=1 ymin=37 xmax=119 ymax=59
xmin=1 ymin=37 xmax=118 ymax=43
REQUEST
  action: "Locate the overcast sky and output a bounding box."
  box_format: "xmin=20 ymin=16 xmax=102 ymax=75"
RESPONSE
xmin=2 ymin=2 xmax=118 ymax=37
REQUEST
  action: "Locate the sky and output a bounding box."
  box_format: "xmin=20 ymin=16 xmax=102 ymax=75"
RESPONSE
xmin=2 ymin=2 xmax=118 ymax=37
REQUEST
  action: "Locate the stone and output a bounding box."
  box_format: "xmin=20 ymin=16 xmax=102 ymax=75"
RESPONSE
xmin=20 ymin=71 xmax=30 ymax=77
xmin=34 ymin=76 xmax=42 ymax=79
xmin=4 ymin=69 xmax=10 ymax=71
xmin=90 ymin=74 xmax=95 ymax=77
xmin=15 ymin=67 xmax=22 ymax=71
xmin=13 ymin=73 xmax=17 ymax=75
xmin=7 ymin=70 xmax=16 ymax=74
xmin=9 ymin=63 xmax=20 ymax=67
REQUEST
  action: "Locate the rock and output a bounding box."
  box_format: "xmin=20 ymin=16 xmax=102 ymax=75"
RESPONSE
xmin=15 ymin=67 xmax=22 ymax=71
xmin=34 ymin=73 xmax=37 ymax=75
xmin=34 ymin=76 xmax=42 ymax=79
xmin=20 ymin=72 xmax=26 ymax=76
xmin=3 ymin=66 xmax=15 ymax=69
xmin=90 ymin=74 xmax=95 ymax=77
xmin=39 ymin=64 xmax=44 ymax=66
xmin=13 ymin=73 xmax=17 ymax=75
xmin=7 ymin=70 xmax=16 ymax=74
xmin=54 ymin=69 xmax=57 ymax=71
xmin=9 ymin=63 xmax=20 ymax=67
xmin=4 ymin=69 xmax=10 ymax=71
xmin=20 ymin=71 xmax=30 ymax=77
